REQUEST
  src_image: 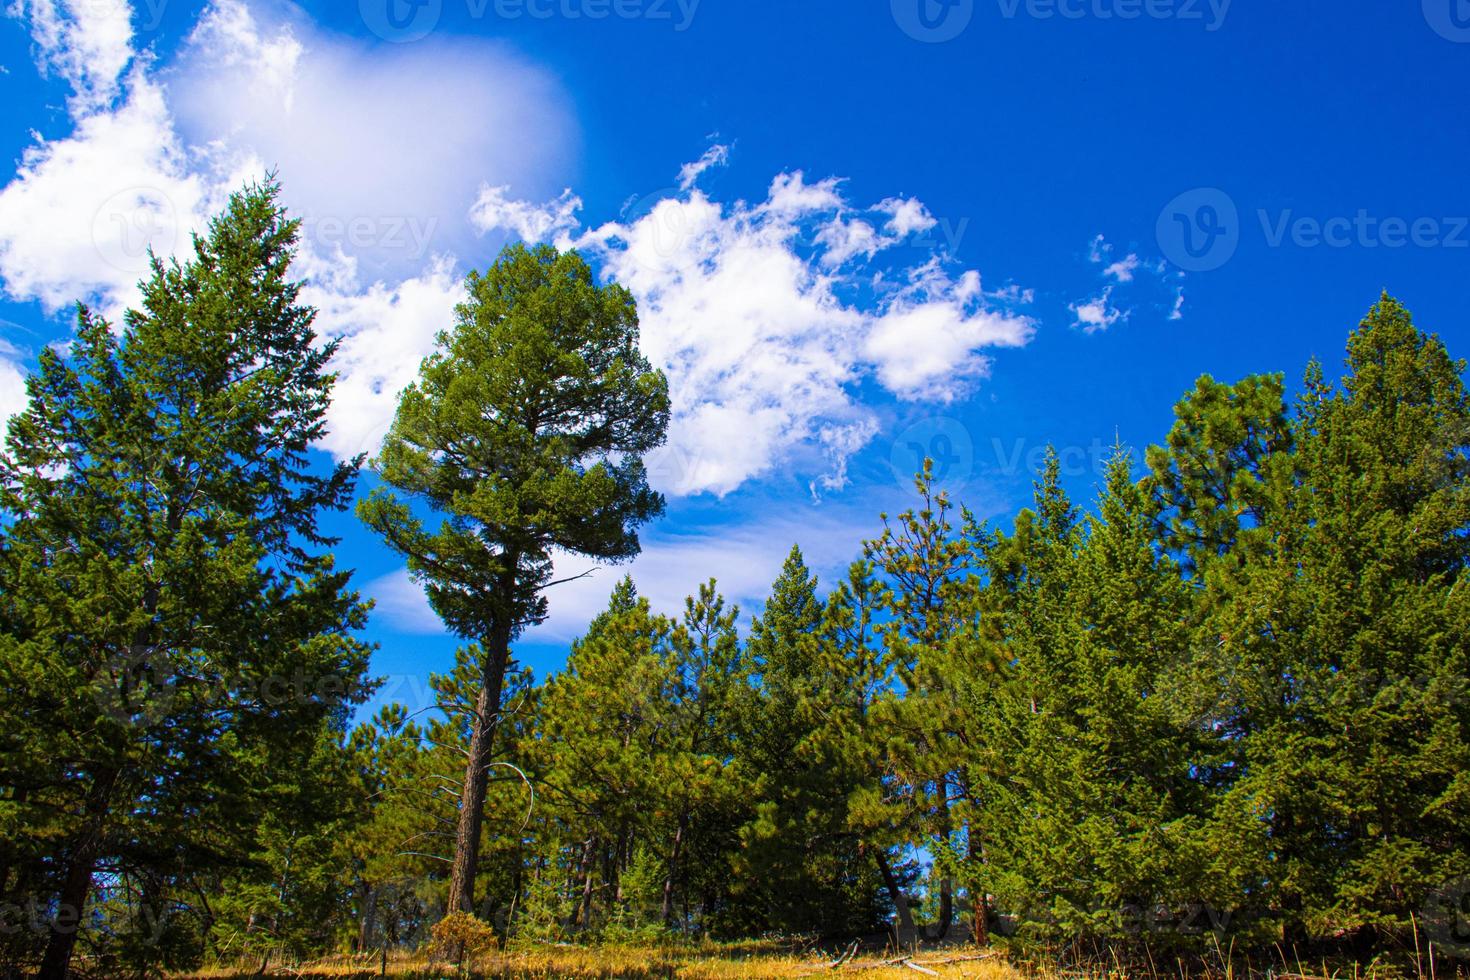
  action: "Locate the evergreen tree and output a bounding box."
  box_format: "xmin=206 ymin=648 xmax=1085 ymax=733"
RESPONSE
xmin=0 ymin=181 xmax=373 ymax=979
xmin=865 ymin=462 xmax=984 ymax=940
xmin=1205 ymin=295 xmax=1470 ymax=947
xmin=358 ymin=243 xmax=670 ymax=918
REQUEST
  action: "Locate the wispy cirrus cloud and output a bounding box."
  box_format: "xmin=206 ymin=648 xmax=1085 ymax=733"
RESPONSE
xmin=1074 ymin=233 xmax=1186 ymax=331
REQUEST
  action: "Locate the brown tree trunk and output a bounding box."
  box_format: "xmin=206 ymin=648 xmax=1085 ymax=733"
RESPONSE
xmin=661 ymin=814 xmax=687 ymax=926
xmin=936 ymin=877 xmax=954 ymax=939
xmin=874 ymin=848 xmax=917 ymax=939
xmin=446 ymin=626 xmax=511 ymax=917
xmin=38 ymin=768 xmax=118 ymax=980
xmin=967 ymin=835 xmax=988 ymax=946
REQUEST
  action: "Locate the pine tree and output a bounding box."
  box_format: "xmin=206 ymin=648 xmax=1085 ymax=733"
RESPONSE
xmin=865 ymin=462 xmax=984 ymax=941
xmin=1207 ymin=295 xmax=1470 ymax=947
xmin=0 ymin=180 xmax=373 ymax=979
xmin=358 ymin=243 xmax=670 ymax=919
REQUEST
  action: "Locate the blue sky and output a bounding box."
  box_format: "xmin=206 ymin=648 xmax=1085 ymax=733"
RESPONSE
xmin=2 ymin=0 xmax=1467 ymax=716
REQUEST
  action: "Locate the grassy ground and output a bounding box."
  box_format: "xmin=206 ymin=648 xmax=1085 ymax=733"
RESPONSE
xmin=173 ymin=941 xmax=1470 ymax=980
xmin=177 ymin=944 xmax=1016 ymax=979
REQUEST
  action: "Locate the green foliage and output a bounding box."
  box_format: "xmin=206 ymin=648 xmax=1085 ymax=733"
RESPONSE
xmin=1 ymin=172 xmax=1464 ymax=979
xmin=0 ymin=179 xmax=373 ymax=977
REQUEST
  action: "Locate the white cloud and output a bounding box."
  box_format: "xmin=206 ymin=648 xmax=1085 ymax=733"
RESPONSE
xmin=0 ymin=66 xmax=215 ymax=316
xmin=1078 ymin=234 xmax=1184 ymax=328
xmin=865 ymin=263 xmax=1033 ymax=401
xmin=170 ymin=0 xmax=575 ymax=281
xmin=1 ymin=1 xmax=1037 ymax=499
xmin=470 ymin=185 xmax=582 ymax=245
xmin=877 ymin=197 xmax=937 ymax=238
xmin=1103 ymin=253 xmax=1140 ymax=282
xmin=0 ymin=0 xmax=578 ymax=462
xmin=677 ymin=143 xmax=731 ymax=191
xmin=303 ymin=258 xmax=466 ymax=461
xmin=12 ymin=0 xmax=135 ymax=112
xmin=1070 ymin=286 xmax=1127 ymax=334
xmin=474 ymin=173 xmax=1033 ymax=497
xmin=0 ymin=343 xmax=28 ymax=426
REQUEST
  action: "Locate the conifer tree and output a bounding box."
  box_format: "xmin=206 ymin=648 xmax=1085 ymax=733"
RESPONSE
xmin=358 ymin=244 xmax=670 ymax=918
xmin=1206 ymin=295 xmax=1470 ymax=947
xmin=0 ymin=181 xmax=373 ymax=979
xmin=865 ymin=462 xmax=984 ymax=940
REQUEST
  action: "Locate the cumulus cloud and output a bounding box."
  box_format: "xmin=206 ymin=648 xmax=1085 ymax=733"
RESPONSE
xmin=0 ymin=340 xmax=29 ymax=426
xmin=1070 ymin=287 xmax=1127 ymax=334
xmin=470 ymin=185 xmax=582 ymax=245
xmin=1 ymin=0 xmax=1036 ymax=500
xmin=302 ymin=258 xmax=466 ymax=460
xmin=479 ymin=170 xmax=1035 ymax=497
xmin=0 ymin=0 xmax=576 ymax=459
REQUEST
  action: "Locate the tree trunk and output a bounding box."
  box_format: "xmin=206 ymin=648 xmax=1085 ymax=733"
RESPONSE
xmin=446 ymin=627 xmax=511 ymax=917
xmin=874 ymin=848 xmax=917 ymax=939
xmin=38 ymin=768 xmax=117 ymax=980
xmin=661 ymin=813 xmax=687 ymax=926
xmin=936 ymin=877 xmax=954 ymax=939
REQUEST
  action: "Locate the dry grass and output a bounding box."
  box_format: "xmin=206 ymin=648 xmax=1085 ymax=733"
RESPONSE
xmin=176 ymin=944 xmax=1021 ymax=980
xmin=173 ymin=942 xmax=1470 ymax=980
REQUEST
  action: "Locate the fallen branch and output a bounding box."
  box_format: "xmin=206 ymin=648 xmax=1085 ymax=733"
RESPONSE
xmin=827 ymin=940 xmax=860 ymax=969
xmin=900 ymin=960 xmax=940 ymax=976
